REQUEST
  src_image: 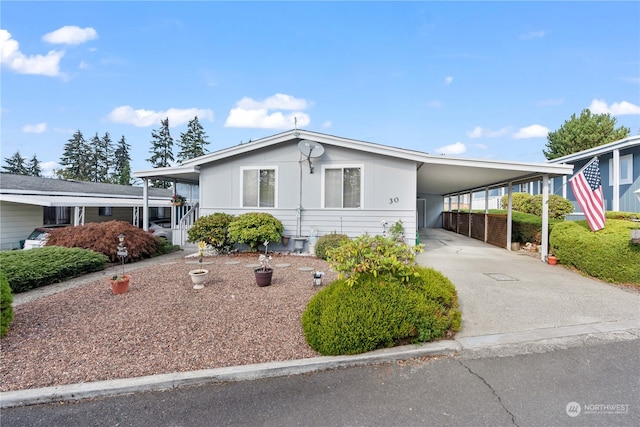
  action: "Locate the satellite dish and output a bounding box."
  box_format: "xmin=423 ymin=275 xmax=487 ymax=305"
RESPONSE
xmin=297 ymin=140 xmax=324 ymax=174
xmin=298 ymin=140 xmax=325 ymax=158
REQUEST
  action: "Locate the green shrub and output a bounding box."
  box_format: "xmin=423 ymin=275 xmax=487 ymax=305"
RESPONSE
xmin=606 ymin=211 xmax=640 ymax=221
xmin=227 ymin=212 xmax=284 ymax=251
xmin=314 ymin=233 xmax=349 ymax=260
xmin=187 ymin=212 xmax=235 ymax=252
xmin=0 ymin=272 xmax=14 ymax=338
xmin=0 ymin=247 xmax=108 ymax=293
xmin=327 ymin=235 xmax=424 ymax=286
xmin=550 ymin=219 xmax=640 ymax=284
xmin=45 ymin=221 xmax=161 ymax=262
xmin=501 ymin=193 xmax=573 ymax=220
xmin=302 ymin=267 xmax=460 ymax=355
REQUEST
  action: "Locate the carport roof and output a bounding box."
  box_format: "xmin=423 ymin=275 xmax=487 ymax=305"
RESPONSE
xmin=133 ymin=129 xmax=575 ymax=194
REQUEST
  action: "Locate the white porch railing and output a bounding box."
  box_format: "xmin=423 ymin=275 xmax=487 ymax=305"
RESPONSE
xmin=172 ymin=202 xmax=199 ymax=247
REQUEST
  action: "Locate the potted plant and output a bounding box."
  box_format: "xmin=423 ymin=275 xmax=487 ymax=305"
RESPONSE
xmin=547 ymin=254 xmax=558 ymax=265
xmin=171 ymin=194 xmax=187 ymax=206
xmin=110 ymin=275 xmax=130 ymax=294
xmin=189 ymin=241 xmax=209 ymax=289
xmin=254 ymin=241 xmax=273 ymax=287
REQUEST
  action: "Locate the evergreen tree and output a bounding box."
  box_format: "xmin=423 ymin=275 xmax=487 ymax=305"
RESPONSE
xmin=177 ymin=115 xmax=210 ymax=164
xmin=147 ymin=117 xmax=174 ymax=188
xmin=2 ymin=151 xmax=28 ymax=175
xmin=543 ymin=109 xmax=630 ymax=160
xmin=27 ymin=154 xmax=41 ymax=177
xmin=113 ymin=135 xmax=132 ymax=185
xmin=97 ymin=132 xmax=114 ymax=183
xmin=88 ymin=133 xmax=102 ymax=182
xmin=59 ymin=130 xmax=92 ymax=181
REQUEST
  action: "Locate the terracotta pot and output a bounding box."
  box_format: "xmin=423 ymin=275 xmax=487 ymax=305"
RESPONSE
xmin=110 ymin=275 xmax=130 ymax=295
xmin=254 ymin=268 xmax=273 ymax=287
xmin=547 ymin=255 xmax=557 ymax=265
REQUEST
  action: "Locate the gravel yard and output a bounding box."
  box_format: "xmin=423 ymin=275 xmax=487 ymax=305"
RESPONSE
xmin=0 ymin=252 xmax=337 ymax=392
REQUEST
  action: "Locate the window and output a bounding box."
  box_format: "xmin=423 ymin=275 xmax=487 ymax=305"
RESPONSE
xmin=43 ymin=207 xmax=71 ymax=225
xmin=242 ymin=167 xmax=276 ymax=208
xmin=98 ymin=207 xmax=112 ymax=216
xmin=609 ymin=154 xmax=633 ymax=185
xmin=323 ymin=166 xmax=362 ymax=208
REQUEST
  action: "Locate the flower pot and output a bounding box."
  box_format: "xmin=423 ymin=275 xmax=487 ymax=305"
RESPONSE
xmin=189 ymin=269 xmax=209 ymax=289
xmin=173 ymin=202 xmax=183 ymax=207
xmin=110 ymin=275 xmax=130 ymax=295
xmin=547 ymin=255 xmax=557 ymax=265
xmin=281 ymin=236 xmax=290 ymax=246
xmin=254 ymin=268 xmax=273 ymax=287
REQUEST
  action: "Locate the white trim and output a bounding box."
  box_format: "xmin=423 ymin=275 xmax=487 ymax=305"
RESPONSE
xmin=240 ymin=165 xmax=279 ymax=209
xmin=321 ymin=163 xmax=364 ymax=209
xmin=609 ymin=153 xmax=633 ymax=185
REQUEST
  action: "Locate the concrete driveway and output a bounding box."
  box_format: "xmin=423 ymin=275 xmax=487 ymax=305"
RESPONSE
xmin=415 ymin=228 xmax=640 ymax=339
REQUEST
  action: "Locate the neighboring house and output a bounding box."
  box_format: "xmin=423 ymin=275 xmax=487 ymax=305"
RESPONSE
xmin=0 ymin=174 xmax=174 ymax=250
xmin=133 ymin=129 xmax=573 ymax=259
xmin=548 ymin=135 xmax=640 ymax=217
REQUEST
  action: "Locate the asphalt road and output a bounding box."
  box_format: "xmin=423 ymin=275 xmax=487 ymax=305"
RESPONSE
xmin=2 ymin=339 xmax=638 ymax=427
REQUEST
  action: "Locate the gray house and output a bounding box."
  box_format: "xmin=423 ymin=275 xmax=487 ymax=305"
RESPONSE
xmin=133 ymin=129 xmax=573 ymax=260
xmin=0 ymin=174 xmax=173 ymax=250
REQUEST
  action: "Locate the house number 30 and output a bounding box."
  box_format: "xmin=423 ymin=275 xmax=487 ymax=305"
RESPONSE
xmin=389 ymin=197 xmax=399 ymax=204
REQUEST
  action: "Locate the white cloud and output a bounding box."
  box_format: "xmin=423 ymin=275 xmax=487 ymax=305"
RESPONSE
xmin=435 ymin=142 xmax=466 ymax=155
xmin=322 ymin=121 xmax=332 ymax=128
xmin=466 ymin=126 xmax=509 ymax=138
xmin=79 ymin=61 xmax=89 ymax=69
xmin=444 ymin=76 xmax=453 ymax=85
xmin=106 ymin=106 xmax=214 ymax=127
xmin=520 ymin=30 xmax=546 ymax=40
xmin=22 ymin=123 xmax=47 ymax=133
xmin=512 ymin=124 xmax=549 ymax=139
xmin=42 ymin=26 xmax=98 ymax=45
xmin=0 ymin=29 xmax=64 ymax=76
xmin=589 ymin=99 xmax=640 ymax=116
xmin=225 ymin=93 xmax=312 ymax=129
xmin=40 ymin=161 xmax=60 ymax=178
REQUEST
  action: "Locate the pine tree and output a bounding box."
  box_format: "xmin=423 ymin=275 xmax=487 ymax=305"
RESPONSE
xmin=59 ymin=130 xmax=92 ymax=181
xmin=113 ymin=135 xmax=132 ymax=185
xmin=147 ymin=117 xmax=174 ymax=188
xmin=27 ymin=154 xmax=41 ymax=177
xmin=177 ymin=115 xmax=210 ymax=164
xmin=97 ymin=132 xmax=114 ymax=183
xmin=2 ymin=151 xmax=28 ymax=175
xmin=88 ymin=133 xmax=102 ymax=182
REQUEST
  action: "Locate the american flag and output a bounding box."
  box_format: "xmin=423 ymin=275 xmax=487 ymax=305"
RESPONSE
xmin=570 ymin=157 xmax=605 ymax=231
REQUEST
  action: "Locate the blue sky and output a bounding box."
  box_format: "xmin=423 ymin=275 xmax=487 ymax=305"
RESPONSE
xmin=2 ymin=1 xmax=639 ymax=177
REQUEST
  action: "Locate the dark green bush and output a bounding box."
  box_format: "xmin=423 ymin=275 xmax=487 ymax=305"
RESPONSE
xmin=302 ymin=267 xmax=460 ymax=356
xmin=0 ymin=247 xmax=108 ymax=293
xmin=314 ymin=233 xmax=349 ymax=260
xmin=187 ymin=212 xmax=235 ymax=252
xmin=227 ymin=212 xmax=284 ymax=251
xmin=1 ymin=272 xmax=13 ymax=338
xmin=550 ymin=219 xmax=640 ymax=284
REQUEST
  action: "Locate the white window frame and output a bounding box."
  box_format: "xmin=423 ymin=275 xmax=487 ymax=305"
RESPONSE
xmin=321 ymin=164 xmax=364 ymax=209
xmin=240 ymin=166 xmax=278 ymax=208
xmin=609 ymin=154 xmax=633 ymax=185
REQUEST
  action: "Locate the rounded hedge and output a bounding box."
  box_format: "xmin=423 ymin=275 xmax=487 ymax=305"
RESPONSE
xmin=314 ymin=233 xmax=349 ymax=260
xmin=302 ymin=267 xmax=461 ymax=356
xmin=187 ymin=212 xmax=235 ymax=252
xmin=1 ymin=271 xmax=14 ymax=338
xmin=550 ymin=219 xmax=640 ymax=284
xmin=227 ymin=212 xmax=284 ymax=251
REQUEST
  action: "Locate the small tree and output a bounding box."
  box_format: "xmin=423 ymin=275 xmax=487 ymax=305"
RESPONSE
xmin=113 ymin=135 xmax=132 ymax=185
xmin=27 ymin=154 xmax=41 ymax=177
xmin=543 ymin=109 xmax=630 ymax=160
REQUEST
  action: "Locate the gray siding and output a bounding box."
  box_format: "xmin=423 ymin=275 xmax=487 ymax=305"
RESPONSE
xmin=0 ymin=201 xmax=42 ymax=250
xmin=198 ymin=141 xmax=419 ymax=245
